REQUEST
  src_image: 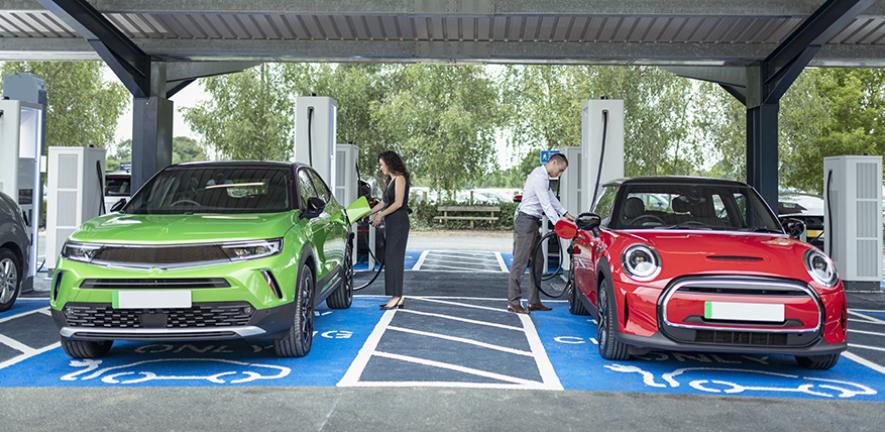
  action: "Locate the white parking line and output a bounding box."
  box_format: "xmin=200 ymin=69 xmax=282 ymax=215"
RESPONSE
xmin=386 ymin=326 xmax=534 ymax=357
xmin=396 ymin=309 xmax=525 ymax=331
xmin=417 ymin=263 xmax=501 ymax=272
xmin=412 ymin=250 xmax=430 ymax=271
xmin=848 ymin=343 xmax=885 ymax=353
xmin=849 ymin=318 xmax=885 ymax=326
xmin=338 ymin=308 xmax=397 ymax=387
xmin=843 ymin=352 xmax=885 ymax=375
xmin=0 ymin=334 xmax=35 ymax=354
xmin=848 ymin=310 xmax=885 ymax=324
xmin=495 ymin=252 xmax=508 ymax=273
xmin=0 ymin=342 xmax=60 ymax=370
xmin=849 ymin=308 xmax=885 ymax=313
xmin=0 ymin=307 xmax=50 ymax=324
xmin=372 ymin=351 xmax=542 ymax=386
xmin=848 ymin=329 xmax=885 ymax=337
xmin=342 ymin=381 xmax=552 ymax=390
xmin=518 ymin=313 xmax=563 ymax=390
xmin=410 ymin=297 xmax=511 ymax=313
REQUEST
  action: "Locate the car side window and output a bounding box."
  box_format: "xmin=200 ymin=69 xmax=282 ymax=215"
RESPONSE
xmin=593 ymin=186 xmax=617 ymax=226
xmin=297 ymin=170 xmax=319 ymax=210
xmin=308 ymin=170 xmax=332 ymax=203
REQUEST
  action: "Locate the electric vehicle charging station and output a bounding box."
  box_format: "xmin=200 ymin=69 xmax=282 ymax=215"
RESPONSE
xmin=336 ymin=143 xmax=361 ymax=267
xmin=294 ymin=97 xmax=371 ymax=268
xmin=556 ymin=99 xmax=625 ymax=271
xmin=294 ymin=96 xmax=337 ymax=187
xmin=556 ymin=146 xmax=582 ymax=272
xmin=0 ymin=73 xmax=47 ymax=291
xmin=45 ymin=146 xmax=106 ymax=271
xmin=823 ymin=155 xmax=883 ymax=292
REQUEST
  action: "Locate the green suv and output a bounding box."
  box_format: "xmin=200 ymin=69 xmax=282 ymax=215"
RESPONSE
xmin=51 ymin=161 xmax=367 ymax=358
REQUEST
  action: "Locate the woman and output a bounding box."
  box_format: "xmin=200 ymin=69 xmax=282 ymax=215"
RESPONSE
xmin=369 ymin=151 xmax=411 ymax=310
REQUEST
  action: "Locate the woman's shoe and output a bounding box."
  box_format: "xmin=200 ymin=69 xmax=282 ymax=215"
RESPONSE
xmin=396 ymin=298 xmax=405 ymax=309
xmin=381 ymin=298 xmax=401 ymax=310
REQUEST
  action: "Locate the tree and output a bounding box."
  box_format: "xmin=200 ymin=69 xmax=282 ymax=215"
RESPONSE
xmin=182 ymin=64 xmax=292 ymax=161
xmin=703 ymin=68 xmax=884 ymax=194
xmin=503 ymin=66 xmax=702 ymax=178
xmin=372 ymin=65 xmax=506 ymax=195
xmin=107 ymin=136 xmax=208 ymax=171
xmin=0 ymin=61 xmax=128 ymax=149
xmin=172 ymin=136 xmax=208 ymax=164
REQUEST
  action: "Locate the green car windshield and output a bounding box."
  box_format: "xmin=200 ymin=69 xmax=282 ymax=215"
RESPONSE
xmin=125 ymin=166 xmax=292 ymax=214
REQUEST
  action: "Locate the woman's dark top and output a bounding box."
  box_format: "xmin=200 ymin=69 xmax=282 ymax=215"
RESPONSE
xmin=383 ymin=176 xmax=410 ymax=217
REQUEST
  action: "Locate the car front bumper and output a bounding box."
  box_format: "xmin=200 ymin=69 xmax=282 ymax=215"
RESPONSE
xmin=52 ymin=301 xmax=295 ymax=341
xmin=618 ymin=331 xmax=847 ymax=357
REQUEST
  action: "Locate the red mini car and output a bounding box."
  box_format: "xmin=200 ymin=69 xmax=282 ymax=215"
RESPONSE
xmin=557 ymin=177 xmax=847 ymax=370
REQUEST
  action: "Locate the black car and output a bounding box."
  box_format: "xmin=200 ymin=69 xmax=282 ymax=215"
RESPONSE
xmin=0 ymin=191 xmax=29 ymax=311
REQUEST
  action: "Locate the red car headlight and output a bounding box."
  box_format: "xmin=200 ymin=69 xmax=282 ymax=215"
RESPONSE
xmin=804 ymin=249 xmax=837 ymax=287
xmin=621 ymin=244 xmax=661 ymax=281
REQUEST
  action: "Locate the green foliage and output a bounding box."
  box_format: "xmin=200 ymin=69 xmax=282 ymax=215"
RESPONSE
xmin=281 ymin=64 xmax=396 ymax=176
xmin=409 ymin=198 xmax=518 ymax=231
xmin=107 ymin=136 xmax=208 ymax=171
xmin=182 ymin=64 xmax=291 ymax=161
xmin=372 ymin=65 xmax=506 ymax=195
xmin=0 ymin=61 xmax=128 ymax=149
xmin=702 ymin=68 xmax=885 ymax=194
xmin=502 ymin=66 xmax=702 ymax=177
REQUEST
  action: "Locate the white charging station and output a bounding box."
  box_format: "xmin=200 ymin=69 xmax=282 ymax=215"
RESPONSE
xmin=823 ymin=155 xmax=883 ymax=292
xmin=293 ymin=96 xmax=369 ymax=267
xmin=45 ymin=147 xmax=106 ymax=271
xmin=294 ymin=96 xmax=337 ymax=191
xmin=335 ymin=143 xmax=359 ymax=208
xmin=0 ymin=73 xmax=47 ymax=290
xmin=557 ymin=99 xmax=625 ymax=271
xmin=582 ymin=99 xmax=625 ymax=208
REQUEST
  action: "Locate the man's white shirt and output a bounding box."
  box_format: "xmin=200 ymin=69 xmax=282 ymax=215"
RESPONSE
xmin=518 ymin=166 xmax=566 ymax=224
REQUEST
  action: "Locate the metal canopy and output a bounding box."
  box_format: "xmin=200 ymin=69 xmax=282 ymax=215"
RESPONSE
xmin=0 ymin=0 xmax=883 ymax=66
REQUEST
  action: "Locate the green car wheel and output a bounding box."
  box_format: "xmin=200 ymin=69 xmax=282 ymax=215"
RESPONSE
xmin=274 ymin=264 xmax=315 ymax=357
xmin=326 ymin=240 xmax=353 ymax=309
xmin=61 ymin=339 xmax=113 ymax=359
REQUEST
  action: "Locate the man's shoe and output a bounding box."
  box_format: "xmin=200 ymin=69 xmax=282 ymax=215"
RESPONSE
xmin=507 ymin=304 xmax=529 ymax=314
xmin=528 ymin=303 xmax=553 ymax=311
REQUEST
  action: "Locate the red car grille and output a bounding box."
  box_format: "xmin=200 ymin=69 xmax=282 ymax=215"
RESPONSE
xmin=659 ymin=276 xmax=823 ymax=348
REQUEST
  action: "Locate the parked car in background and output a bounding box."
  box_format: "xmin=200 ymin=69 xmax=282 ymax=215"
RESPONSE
xmin=0 ymin=191 xmax=29 ymax=312
xmin=104 ymin=171 xmax=131 ymax=212
xmin=778 ymin=193 xmax=825 ymax=249
xmin=558 ymin=177 xmax=847 ymax=370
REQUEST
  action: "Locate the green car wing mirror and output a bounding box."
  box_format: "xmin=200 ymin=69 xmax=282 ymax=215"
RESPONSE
xmin=345 ymin=196 xmax=372 ymax=223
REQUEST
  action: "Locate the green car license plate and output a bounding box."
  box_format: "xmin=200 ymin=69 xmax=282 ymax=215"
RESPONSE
xmin=112 ymin=290 xmax=192 ymax=309
xmin=704 ymin=301 xmax=784 ymax=322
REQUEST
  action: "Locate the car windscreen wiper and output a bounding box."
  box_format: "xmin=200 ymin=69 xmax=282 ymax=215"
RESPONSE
xmin=659 ymin=223 xmax=715 ymax=230
xmin=741 ymin=227 xmax=784 ymax=234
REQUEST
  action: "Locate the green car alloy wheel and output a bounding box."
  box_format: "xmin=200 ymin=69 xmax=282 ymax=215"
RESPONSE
xmin=51 ymin=161 xmax=368 ymax=359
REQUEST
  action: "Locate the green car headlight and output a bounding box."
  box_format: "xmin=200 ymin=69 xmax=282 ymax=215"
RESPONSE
xmin=61 ymin=241 xmax=103 ymax=263
xmin=221 ymin=239 xmax=282 ymax=261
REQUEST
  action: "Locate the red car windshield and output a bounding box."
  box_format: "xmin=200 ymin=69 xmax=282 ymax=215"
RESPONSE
xmin=607 ymin=183 xmax=783 ymax=233
xmin=125 ymin=167 xmax=292 ymax=214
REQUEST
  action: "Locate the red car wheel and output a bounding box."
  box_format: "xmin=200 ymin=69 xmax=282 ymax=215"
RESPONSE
xmin=597 ymin=279 xmax=630 ymax=360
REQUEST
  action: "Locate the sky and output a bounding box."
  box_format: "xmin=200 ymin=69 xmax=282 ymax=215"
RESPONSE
xmin=105 ymin=65 xmax=521 ymax=169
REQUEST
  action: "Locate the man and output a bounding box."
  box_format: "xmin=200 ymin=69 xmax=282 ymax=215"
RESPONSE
xmin=508 ymin=153 xmax=574 ymax=314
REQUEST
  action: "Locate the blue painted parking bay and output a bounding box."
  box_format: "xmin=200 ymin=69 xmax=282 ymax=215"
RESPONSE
xmin=1 ymin=295 xmax=883 ymax=402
